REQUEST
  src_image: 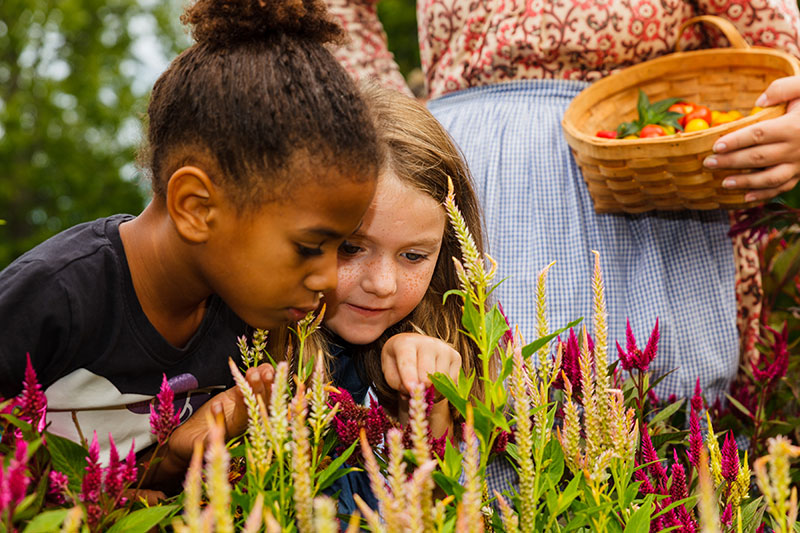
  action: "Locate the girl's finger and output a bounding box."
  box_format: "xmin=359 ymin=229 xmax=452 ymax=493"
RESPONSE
xmin=707 ymin=139 xmax=791 ymax=170
xmin=417 ymin=349 xmax=438 ymax=386
xmin=396 ymin=344 xmax=420 ymax=393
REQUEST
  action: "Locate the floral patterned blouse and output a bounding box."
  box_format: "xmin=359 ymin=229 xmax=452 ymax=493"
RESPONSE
xmin=325 ymin=0 xmax=800 ymax=364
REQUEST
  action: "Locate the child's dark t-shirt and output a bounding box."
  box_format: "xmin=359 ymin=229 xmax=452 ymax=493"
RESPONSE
xmin=0 ymin=214 xmax=247 ymax=459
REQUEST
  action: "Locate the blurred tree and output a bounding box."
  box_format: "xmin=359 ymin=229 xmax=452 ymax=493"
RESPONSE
xmin=377 ymin=0 xmax=419 ymax=79
xmin=0 ymin=0 xmax=185 ymax=268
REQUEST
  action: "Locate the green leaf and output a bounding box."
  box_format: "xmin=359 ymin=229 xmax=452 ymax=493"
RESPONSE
xmin=725 ymin=393 xmax=754 ymax=419
xmin=545 ymin=438 xmax=565 ymax=486
xmin=636 ymin=90 xmax=650 ymax=123
xmin=521 ymin=317 xmax=583 ymax=359
xmin=617 ymin=121 xmax=641 ymax=137
xmin=316 ymin=440 xmax=359 ymax=491
xmin=22 ymin=509 xmax=71 ymax=533
xmin=431 ymin=372 xmax=469 ymax=419
xmin=651 ymin=430 xmax=688 ymax=450
xmin=105 ymin=505 xmax=178 ymax=533
xmin=432 ymin=471 xmax=465 ymax=499
xmin=45 ymin=432 xmax=89 ymax=493
xmin=648 ymin=398 xmax=685 ymax=426
xmin=13 ymin=468 xmax=50 ymax=521
xmin=440 ymin=437 xmax=463 ymax=479
xmin=650 ymin=97 xmax=683 ymax=115
xmin=486 ymin=305 xmax=511 ymax=353
xmin=624 ymin=494 xmax=653 ymax=533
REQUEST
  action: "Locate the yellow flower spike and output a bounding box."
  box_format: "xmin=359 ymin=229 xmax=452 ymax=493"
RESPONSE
xmin=267 ymin=362 xmax=290 ymax=458
xmin=445 ymin=177 xmax=486 ymax=290
xmin=59 ymin=506 xmax=84 ymax=533
xmin=511 ymin=338 xmax=536 ymax=523
xmin=705 ymin=412 xmax=724 ymax=487
xmin=312 ymin=497 xmax=340 ymax=533
xmin=458 ymin=404 xmax=484 ymax=533
xmin=309 ymin=349 xmax=331 ymax=442
xmin=343 ymin=511 xmax=363 ymax=533
xmin=697 ymin=450 xmax=722 ymax=533
xmin=755 ymin=436 xmax=800 ymax=532
xmin=494 ymin=490 xmax=520 ymax=533
xmin=406 ymin=460 xmax=439 ymax=533
xmin=408 ymin=383 xmax=435 ymax=531
xmin=550 ymin=341 xmax=564 ymax=387
xmin=590 ymin=251 xmax=610 ymax=443
xmin=730 ymin=450 xmax=750 ymax=510
xmin=228 ymin=358 xmax=269 ymax=474
xmin=205 ymin=411 xmax=234 ymax=533
xmin=359 ymin=429 xmax=397 ymax=531
xmin=354 ymin=493 xmax=385 ymax=533
xmin=264 ymin=508 xmax=282 ymax=533
xmin=579 ymin=326 xmax=602 ymax=463
xmin=179 ymin=440 xmax=205 ymax=533
xmin=241 ymin=493 xmax=264 ymax=533
xmin=535 ymin=261 xmax=556 ymax=382
xmin=385 ymin=429 xmax=407 ymax=528
xmin=290 ymin=382 xmax=313 ymax=533
xmin=559 ymin=373 xmax=584 ymax=474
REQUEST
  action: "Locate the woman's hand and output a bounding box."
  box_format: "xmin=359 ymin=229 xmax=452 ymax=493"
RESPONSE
xmin=381 ymin=332 xmax=461 ymax=395
xmin=704 ymin=75 xmax=800 ymax=202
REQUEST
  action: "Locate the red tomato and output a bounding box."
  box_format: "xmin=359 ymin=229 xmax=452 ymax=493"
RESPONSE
xmin=596 ymin=130 xmax=618 ymax=139
xmin=682 ymin=106 xmax=712 ymax=128
xmin=668 ymin=104 xmax=692 ymax=115
xmin=639 ymin=124 xmax=667 ymax=138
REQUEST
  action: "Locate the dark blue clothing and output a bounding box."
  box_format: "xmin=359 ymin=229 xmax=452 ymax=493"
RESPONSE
xmin=326 ymin=338 xmax=378 ymax=519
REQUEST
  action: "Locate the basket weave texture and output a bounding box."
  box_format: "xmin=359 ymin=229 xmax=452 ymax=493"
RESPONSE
xmin=561 ymin=16 xmax=800 ymax=213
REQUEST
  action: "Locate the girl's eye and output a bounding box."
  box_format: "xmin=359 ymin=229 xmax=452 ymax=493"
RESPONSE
xmin=402 ymin=252 xmax=428 ymax=263
xmin=296 ymin=243 xmax=324 ymax=257
xmin=339 ymin=241 xmax=362 ymax=255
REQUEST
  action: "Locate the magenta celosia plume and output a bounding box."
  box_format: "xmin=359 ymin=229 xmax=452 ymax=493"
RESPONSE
xmin=720 ymin=431 xmax=739 ymax=483
xmin=615 ymin=318 xmax=659 ymax=373
xmin=18 ymin=353 xmax=47 ymax=433
xmin=150 ymin=374 xmax=180 ymax=446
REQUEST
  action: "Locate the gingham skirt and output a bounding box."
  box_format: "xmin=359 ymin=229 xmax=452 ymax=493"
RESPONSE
xmin=428 ymin=79 xmax=739 ymax=401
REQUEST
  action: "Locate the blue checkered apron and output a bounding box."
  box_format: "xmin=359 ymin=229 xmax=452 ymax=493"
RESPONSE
xmin=428 ymin=79 xmax=739 ymax=402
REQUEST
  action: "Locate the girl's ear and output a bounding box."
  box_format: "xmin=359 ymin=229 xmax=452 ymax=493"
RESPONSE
xmin=166 ymin=165 xmax=219 ymax=244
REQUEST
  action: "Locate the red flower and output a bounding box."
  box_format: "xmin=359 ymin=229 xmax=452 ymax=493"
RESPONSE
xmin=149 ymin=374 xmax=180 ymax=446
xmin=616 ymin=318 xmax=659 ymax=373
xmin=721 ymin=431 xmax=739 ymax=483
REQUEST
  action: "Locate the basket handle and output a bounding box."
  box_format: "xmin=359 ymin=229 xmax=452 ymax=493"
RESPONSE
xmin=675 ymin=15 xmax=749 ymax=52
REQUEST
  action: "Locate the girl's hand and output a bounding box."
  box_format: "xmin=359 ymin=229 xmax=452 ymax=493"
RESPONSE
xmin=705 ymin=75 xmax=800 ymax=202
xmin=381 ymin=333 xmax=461 ymax=395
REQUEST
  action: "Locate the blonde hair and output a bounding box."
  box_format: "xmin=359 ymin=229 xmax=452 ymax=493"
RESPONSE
xmin=346 ymin=83 xmax=490 ymax=415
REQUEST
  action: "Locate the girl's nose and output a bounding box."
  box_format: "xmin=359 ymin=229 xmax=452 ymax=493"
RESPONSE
xmin=361 ymin=256 xmax=397 ymax=297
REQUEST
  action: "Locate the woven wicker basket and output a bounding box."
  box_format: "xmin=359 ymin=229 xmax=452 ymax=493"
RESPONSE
xmin=561 ymin=16 xmax=800 ymax=213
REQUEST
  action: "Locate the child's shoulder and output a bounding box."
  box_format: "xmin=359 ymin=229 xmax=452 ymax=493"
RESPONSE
xmin=4 ymin=214 xmax=133 ymax=279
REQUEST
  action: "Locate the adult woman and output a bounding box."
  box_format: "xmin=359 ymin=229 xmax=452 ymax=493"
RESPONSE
xmin=326 ymin=0 xmax=800 ymax=400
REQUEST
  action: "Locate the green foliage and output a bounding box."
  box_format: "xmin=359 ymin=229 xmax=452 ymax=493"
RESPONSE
xmin=0 ymin=0 xmax=186 ymax=268
xmin=376 ymin=0 xmax=420 ymax=78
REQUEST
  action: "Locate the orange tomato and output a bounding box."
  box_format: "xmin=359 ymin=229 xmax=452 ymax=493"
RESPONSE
xmin=749 ymin=106 xmax=764 ymax=116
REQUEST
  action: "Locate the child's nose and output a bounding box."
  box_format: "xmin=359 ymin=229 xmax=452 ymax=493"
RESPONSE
xmin=362 ymin=256 xmax=397 ymax=297
xmin=304 ymin=253 xmax=338 ymax=294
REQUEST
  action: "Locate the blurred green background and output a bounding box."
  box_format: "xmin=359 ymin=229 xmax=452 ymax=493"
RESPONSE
xmin=0 ymin=1 xmax=797 ymax=268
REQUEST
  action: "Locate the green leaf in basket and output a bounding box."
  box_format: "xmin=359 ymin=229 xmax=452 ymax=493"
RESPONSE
xmin=649 ymin=96 xmax=683 ymax=115
xmin=636 ymin=89 xmax=650 ymax=123
xmin=617 ymin=121 xmax=640 ymax=137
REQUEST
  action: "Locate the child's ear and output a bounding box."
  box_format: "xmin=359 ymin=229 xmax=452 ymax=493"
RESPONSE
xmin=166 ymin=166 xmax=220 ymax=244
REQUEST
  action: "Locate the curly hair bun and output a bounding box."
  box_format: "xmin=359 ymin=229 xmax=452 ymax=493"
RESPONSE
xmin=182 ymin=0 xmax=345 ymax=46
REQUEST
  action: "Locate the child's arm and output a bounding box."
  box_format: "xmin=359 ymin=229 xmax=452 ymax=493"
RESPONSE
xmin=381 ymin=333 xmax=461 ymax=438
xmin=142 ymin=363 xmax=275 ymax=492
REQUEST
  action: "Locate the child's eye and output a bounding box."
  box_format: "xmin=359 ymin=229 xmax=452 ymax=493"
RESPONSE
xmin=296 ymin=243 xmax=324 ymax=257
xmin=402 ymin=252 xmax=428 ymax=263
xmin=339 ymin=241 xmax=362 ymax=256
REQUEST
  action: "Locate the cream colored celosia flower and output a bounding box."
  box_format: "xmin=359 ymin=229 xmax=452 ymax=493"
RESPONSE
xmin=228 ymin=358 xmax=269 ymax=477
xmin=267 ymin=362 xmax=290 ymax=457
xmin=755 ymin=436 xmax=800 ymax=533
xmin=290 ymin=383 xmax=313 ymax=533
xmin=535 ymin=261 xmax=556 ymax=381
xmin=172 ymin=441 xmax=204 ymax=533
xmin=311 ymin=497 xmax=340 ymax=533
xmin=495 ymin=490 xmax=520 ymax=533
xmin=456 ymin=405 xmax=484 ymax=533
xmin=510 ymin=336 xmax=536 ymax=523
xmin=205 ymin=414 xmax=233 ymax=533
xmin=59 ymin=506 xmax=84 ymax=533
xmin=241 ymin=493 xmax=264 ymax=533
xmin=559 ymin=374 xmax=584 ymax=474
xmin=697 ymin=450 xmax=721 ymax=533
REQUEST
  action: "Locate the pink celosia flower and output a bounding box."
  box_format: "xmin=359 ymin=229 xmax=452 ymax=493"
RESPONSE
xmin=554 ymin=329 xmax=582 ymax=397
xmin=670 ymin=451 xmax=696 ymax=529
xmin=721 ymin=431 xmax=739 ymax=483
xmin=18 ymin=353 xmax=47 ymax=433
xmin=720 ymin=502 xmax=733 ymax=526
xmin=647 ymin=389 xmax=660 ymax=407
xmin=4 ymin=440 xmax=31 ymax=508
xmin=492 ymin=429 xmax=510 ymax=454
xmin=640 ymin=425 xmax=667 ymax=491
xmin=123 ymin=440 xmax=138 ymax=486
xmin=104 ymin=433 xmax=125 ymax=501
xmin=751 ymin=324 xmax=789 ymax=388
xmin=691 ymin=378 xmax=704 ymax=412
xmin=47 ymin=470 xmax=69 ymax=504
xmin=150 ymin=374 xmax=180 ymax=446
xmin=616 ymin=318 xmax=659 ymax=373
xmin=687 ymin=406 xmax=703 ymax=469
xmin=634 ymin=460 xmax=655 ymax=494
xmin=81 ymin=432 xmax=102 ymax=504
